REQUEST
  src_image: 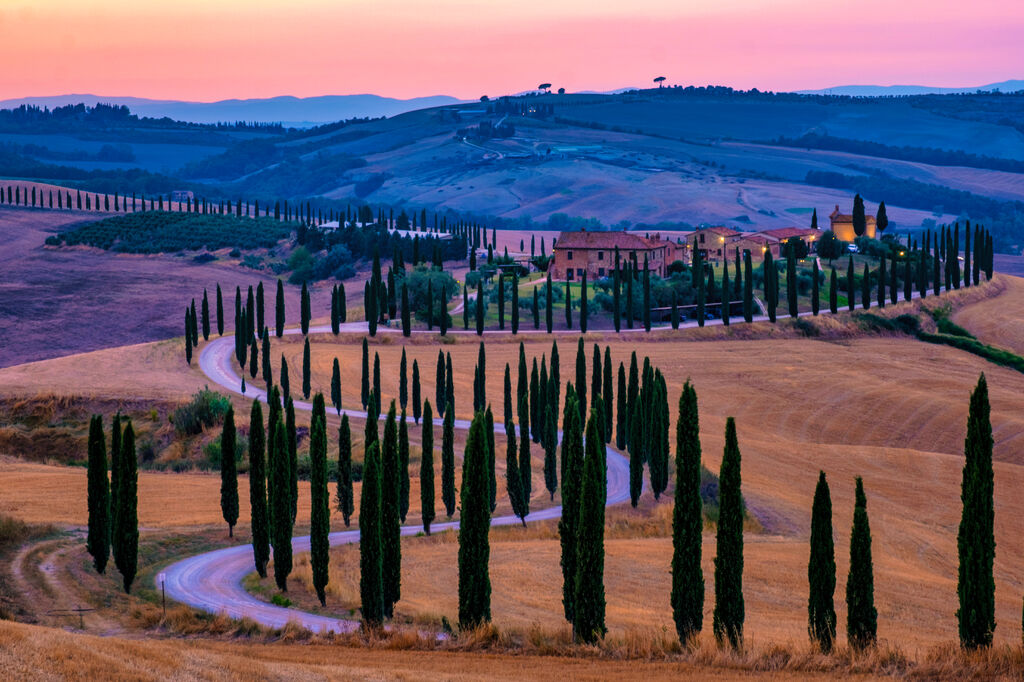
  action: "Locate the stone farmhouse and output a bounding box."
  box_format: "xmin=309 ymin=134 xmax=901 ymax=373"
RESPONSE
xmin=550 ymin=229 xmax=681 ymax=281
xmin=829 ymin=205 xmax=877 ymax=241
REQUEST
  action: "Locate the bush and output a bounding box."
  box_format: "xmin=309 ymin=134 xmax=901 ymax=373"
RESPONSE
xmin=287 ymin=246 xmax=314 ymax=284
xmin=312 ymin=244 xmax=355 ymax=281
xmin=170 ymin=387 xmax=231 ymax=436
xmin=193 ymin=252 xmax=217 ymax=263
xmin=203 ymin=437 xmax=247 ymax=469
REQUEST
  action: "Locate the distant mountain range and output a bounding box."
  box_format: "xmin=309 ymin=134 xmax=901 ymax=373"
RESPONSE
xmin=797 ymin=80 xmax=1024 ymax=97
xmin=0 ymin=93 xmax=466 ymax=127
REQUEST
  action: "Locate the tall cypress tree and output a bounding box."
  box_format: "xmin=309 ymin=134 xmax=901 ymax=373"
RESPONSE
xmin=201 ymin=289 xmax=211 ymax=340
xmin=114 ymin=420 xmax=138 ymax=593
xmin=310 ymin=394 xmax=330 ymax=606
xmin=486 ymin=406 xmax=497 ymax=512
xmin=575 ymin=337 xmax=587 ymax=421
xmin=86 ymin=415 xmax=110 ymax=574
xmin=373 ymin=353 xmax=382 ymax=410
xmin=877 ymin=255 xmax=887 ymax=309
xmin=579 ymin=270 xmax=588 ymax=333
xmin=442 ymin=402 xmax=456 ymax=518
xmin=262 ymin=334 xmax=272 ymax=386
xmin=846 ymin=476 xmax=877 ymax=651
xmin=271 ymin=417 xmax=293 ymax=591
xmin=336 ymin=414 xmax=354 ymax=527
xmin=957 ymin=374 xmax=996 ymax=649
xmin=446 ymin=353 xmax=455 ymax=416
xmin=331 ymin=358 xmax=342 ymax=415
xmin=475 ymin=281 xmax=485 ymax=335
xmin=861 ymin=263 xmax=871 ymax=310
xmin=275 ymin=279 xmax=285 ymax=338
xmin=435 ymin=349 xmax=446 ymax=418
xmin=359 ymin=440 xmax=385 ymax=626
xmin=812 ymin=260 xmax=820 ymax=316
xmin=602 ymin=348 xmax=613 ymax=443
xmin=546 ymin=274 xmax=554 ymax=333
xmin=743 ymin=250 xmax=754 ymax=322
xmin=505 ymin=405 xmax=527 ymax=526
xmin=786 ymin=243 xmax=798 ymax=318
xmin=249 ymin=401 xmax=269 ymax=577
xmin=532 ymin=287 xmax=540 ymax=330
xmin=381 ymin=402 xmax=402 ymax=617
xmin=216 ymin=283 xmax=225 ymax=336
xmin=722 ymin=256 xmax=731 ymax=326
xmin=713 ymin=417 xmax=744 ymax=649
xmin=643 ymin=258 xmax=652 ymax=331
xmin=672 ymin=381 xmax=703 ymax=645
xmin=412 ymin=360 xmax=422 ymax=424
xmin=529 ymin=359 xmax=540 ymax=443
xmin=458 ymin=411 xmax=493 ymax=628
xmin=808 ymin=471 xmax=837 ymax=652
xmin=220 ymin=406 xmax=239 ymax=537
xmin=573 ymin=407 xmax=607 ymax=644
xmin=399 ymin=349 xmax=408 ymax=411
xmin=559 ymin=389 xmax=583 ymax=622
xmin=420 ymin=401 xmax=435 ymax=534
xmin=401 ymin=283 xmax=411 ymax=337
xmin=511 ymin=273 xmax=520 ymax=334
xmin=697 ymin=254 xmax=706 ymax=327
xmin=286 ymin=398 xmax=298 ymax=524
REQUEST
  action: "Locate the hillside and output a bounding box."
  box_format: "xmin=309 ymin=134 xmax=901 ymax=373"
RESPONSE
xmin=1 ymin=89 xmax=1023 ymax=249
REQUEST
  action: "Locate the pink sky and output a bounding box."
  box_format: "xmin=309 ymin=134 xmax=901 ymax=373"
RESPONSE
xmin=0 ymin=0 xmax=1021 ymax=101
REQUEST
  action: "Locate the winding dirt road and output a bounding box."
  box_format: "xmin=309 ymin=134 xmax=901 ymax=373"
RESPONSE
xmin=165 ymin=322 xmax=631 ymax=633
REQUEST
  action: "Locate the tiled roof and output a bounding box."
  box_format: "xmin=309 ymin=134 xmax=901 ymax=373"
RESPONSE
xmin=553 ymin=230 xmax=670 ymax=251
xmin=730 ymin=233 xmax=777 ymax=244
xmin=694 ymin=226 xmax=740 ymax=236
xmin=759 ymin=227 xmax=819 ymax=240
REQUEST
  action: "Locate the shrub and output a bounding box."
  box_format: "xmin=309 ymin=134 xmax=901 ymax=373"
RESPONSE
xmin=287 ymin=246 xmax=314 ymax=284
xmin=170 ymin=387 xmax=231 ymax=436
xmin=193 ymin=252 xmax=217 ymax=263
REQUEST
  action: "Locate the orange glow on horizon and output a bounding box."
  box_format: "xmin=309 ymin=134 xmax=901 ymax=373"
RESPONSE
xmin=0 ymin=0 xmax=1020 ymax=101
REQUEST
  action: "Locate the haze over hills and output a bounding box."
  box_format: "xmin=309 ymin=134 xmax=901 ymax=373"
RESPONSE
xmin=0 ymin=93 xmax=466 ymax=127
xmin=797 ymin=80 xmax=1024 ymax=97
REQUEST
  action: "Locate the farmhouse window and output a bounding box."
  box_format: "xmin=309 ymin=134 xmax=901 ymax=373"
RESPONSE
xmin=567 ymin=269 xmax=574 ymax=280
xmin=577 ymin=268 xmax=584 ymax=278
xmin=598 ymin=267 xmax=606 ymax=277
xmin=597 ymin=251 xmax=604 ymax=260
xmin=567 ymin=251 xmax=573 ymax=261
xmin=700 ymin=234 xmax=705 ymax=243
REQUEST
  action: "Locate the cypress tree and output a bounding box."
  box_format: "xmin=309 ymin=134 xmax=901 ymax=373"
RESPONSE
xmin=373 ymin=353 xmax=381 ymax=410
xmin=529 ymin=359 xmax=540 ymax=443
xmin=300 ymin=283 xmax=310 ymax=335
xmin=847 ymin=256 xmax=856 ymax=311
xmin=381 ymin=402 xmax=402 ymax=618
xmin=412 ymin=360 xmax=422 ymax=424
xmin=697 ymin=254 xmax=707 ymax=327
xmin=271 ymin=416 xmax=293 ymax=591
xmin=310 ymin=394 xmax=330 ymax=606
xmin=359 ymin=440 xmax=385 ymax=626
xmin=786 ymin=243 xmax=798 ymax=318
xmin=446 ymin=353 xmax=454 ymax=416
xmin=497 ymin=274 xmax=505 ymax=330
xmin=280 ymin=355 xmax=291 ymax=401
xmin=216 ymin=283 xmax=224 ymax=336
xmin=442 ymin=402 xmax=456 ymax=517
xmin=201 ymin=289 xmax=211 ymax=340
xmin=846 ymin=476 xmax=877 ymax=651
xmin=671 ymin=291 xmax=680 ymax=329
xmin=420 ymin=401 xmax=435 ymax=534
xmin=613 ymin=249 xmax=622 ymax=332
xmin=543 ymin=388 xmax=558 ymax=501
xmin=904 ymin=255 xmax=913 ymax=302
xmin=650 ymin=373 xmax=670 ymax=500
xmin=435 ymin=350 xmax=446 ymax=418
xmin=551 ymin=339 xmax=561 ymax=412
xmin=713 ymin=417 xmax=744 ymax=649
xmin=957 ymin=374 xmax=996 ymax=649
xmin=331 ymin=358 xmax=342 ymax=414
xmin=591 ymin=344 xmax=602 ymax=412
xmin=812 ymin=260 xmax=820 ymax=316
xmin=458 ymin=411 xmax=493 ymax=628
xmin=399 ymin=349 xmax=408 ymax=411
xmin=336 ymin=414 xmax=354 ymax=527
xmin=440 ymin=284 xmax=449 ymax=336
xmin=764 ymin=251 xmax=776 ymax=323
xmin=339 ymin=282 xmax=347 ymax=323
xmin=616 ymin=363 xmax=627 ymax=450
xmin=262 ymin=334 xmax=272 ymax=386
xmin=249 ymin=401 xmax=269 ymax=576
xmin=829 ymin=268 xmax=838 ymax=314
xmin=559 ymin=388 xmax=583 ymax=621
xmin=286 ymin=398 xmax=298 ymax=524
xmin=114 ymin=420 xmax=138 ymax=593
xmin=276 ymin=279 xmax=285 ymax=338
xmin=505 ymin=405 xmax=527 ymax=526
xmin=256 ymin=281 xmax=265 ymax=337
xmin=220 ymin=406 xmax=239 ymax=537
xmin=249 ymin=338 xmax=258 ymax=380
xmin=808 ymin=471 xmax=837 ymax=652
xmin=463 ymin=285 xmax=470 ymax=330
xmin=565 ymin=278 xmax=573 ymax=329
xmin=331 ymin=284 xmax=340 ymax=335
xmin=86 ymin=415 xmax=110 ymax=574
xmin=192 ymin=298 xmax=201 ymax=344
xmin=672 ymin=381 xmax=704 ymax=645
xmin=110 ymin=413 xmax=121 ymax=556
xmin=580 ymin=270 xmax=588 ymax=333
xmin=532 ymin=287 xmax=540 ymax=330
xmin=302 ymin=337 xmax=311 ymax=399
xmin=184 ymin=310 xmax=193 ymax=365
xmin=573 ymin=408 xmax=607 ymax=644
xmin=399 ymin=410 xmax=410 ymax=521
xmin=743 ymin=250 xmax=754 ymax=322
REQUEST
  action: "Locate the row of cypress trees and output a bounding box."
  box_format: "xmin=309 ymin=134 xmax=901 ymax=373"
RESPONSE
xmin=85 ymin=414 xmax=138 ymax=593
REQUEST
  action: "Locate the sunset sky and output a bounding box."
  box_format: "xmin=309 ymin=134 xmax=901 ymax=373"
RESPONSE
xmin=1 ymin=0 xmax=1021 ymax=101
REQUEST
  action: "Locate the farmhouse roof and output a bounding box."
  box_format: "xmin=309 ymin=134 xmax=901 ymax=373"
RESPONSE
xmin=553 ymin=229 xmax=669 ymax=251
xmin=730 ymin=233 xmax=777 ymax=245
xmin=758 ymin=227 xmax=819 ymax=241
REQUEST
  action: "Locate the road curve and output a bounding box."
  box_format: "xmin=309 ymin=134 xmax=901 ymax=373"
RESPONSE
xmin=166 ymin=324 xmax=631 ymax=633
